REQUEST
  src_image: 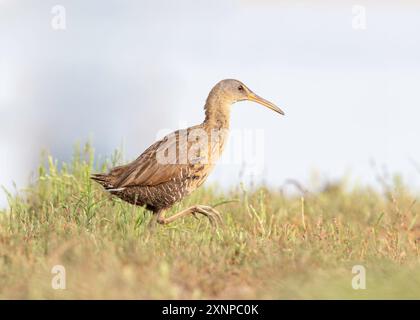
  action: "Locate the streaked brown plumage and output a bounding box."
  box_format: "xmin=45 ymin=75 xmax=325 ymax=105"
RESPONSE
xmin=91 ymin=79 xmax=284 ymax=226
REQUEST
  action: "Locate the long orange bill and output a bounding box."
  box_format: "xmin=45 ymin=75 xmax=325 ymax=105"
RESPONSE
xmin=248 ymin=92 xmax=285 ymax=115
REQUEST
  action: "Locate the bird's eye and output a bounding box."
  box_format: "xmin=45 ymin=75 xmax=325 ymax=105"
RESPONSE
xmin=238 ymin=85 xmax=244 ymax=91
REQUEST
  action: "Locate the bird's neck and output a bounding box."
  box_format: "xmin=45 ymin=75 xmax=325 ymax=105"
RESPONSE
xmin=203 ymin=94 xmax=231 ymax=131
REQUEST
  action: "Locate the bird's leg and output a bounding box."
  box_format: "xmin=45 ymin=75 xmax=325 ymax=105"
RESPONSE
xmin=156 ymin=205 xmax=222 ymax=226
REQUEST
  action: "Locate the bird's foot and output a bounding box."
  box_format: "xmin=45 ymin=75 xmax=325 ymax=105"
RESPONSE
xmin=156 ymin=205 xmax=223 ymax=227
xmin=191 ymin=205 xmax=223 ymax=227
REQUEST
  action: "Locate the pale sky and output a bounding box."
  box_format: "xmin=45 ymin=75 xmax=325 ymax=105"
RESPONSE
xmin=1 ymin=0 xmax=420 ymax=207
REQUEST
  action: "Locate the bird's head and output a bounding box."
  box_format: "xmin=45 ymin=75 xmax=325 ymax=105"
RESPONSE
xmin=214 ymin=79 xmax=284 ymax=115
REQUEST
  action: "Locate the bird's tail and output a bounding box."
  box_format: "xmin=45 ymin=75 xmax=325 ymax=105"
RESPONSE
xmin=91 ymin=173 xmax=114 ymax=189
xmin=91 ymin=165 xmax=127 ymax=190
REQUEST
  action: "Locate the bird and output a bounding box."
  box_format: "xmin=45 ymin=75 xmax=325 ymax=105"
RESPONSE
xmin=91 ymin=79 xmax=284 ymax=226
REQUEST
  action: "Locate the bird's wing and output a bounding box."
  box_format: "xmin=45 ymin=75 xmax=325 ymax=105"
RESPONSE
xmin=112 ymin=129 xmax=195 ymax=188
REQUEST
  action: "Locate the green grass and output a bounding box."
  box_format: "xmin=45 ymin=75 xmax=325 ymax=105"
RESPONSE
xmin=0 ymin=143 xmax=419 ymax=299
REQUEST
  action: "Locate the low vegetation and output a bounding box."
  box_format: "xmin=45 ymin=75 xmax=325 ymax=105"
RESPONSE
xmin=0 ymin=143 xmax=419 ymax=299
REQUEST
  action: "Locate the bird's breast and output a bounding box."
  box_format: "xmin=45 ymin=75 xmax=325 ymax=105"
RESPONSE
xmin=185 ymin=126 xmax=229 ymax=167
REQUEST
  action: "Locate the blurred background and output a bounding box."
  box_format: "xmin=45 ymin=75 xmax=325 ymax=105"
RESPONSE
xmin=1 ymin=0 xmax=420 ymax=207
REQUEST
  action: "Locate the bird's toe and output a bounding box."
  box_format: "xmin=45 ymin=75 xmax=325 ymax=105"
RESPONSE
xmin=194 ymin=205 xmax=222 ymax=227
